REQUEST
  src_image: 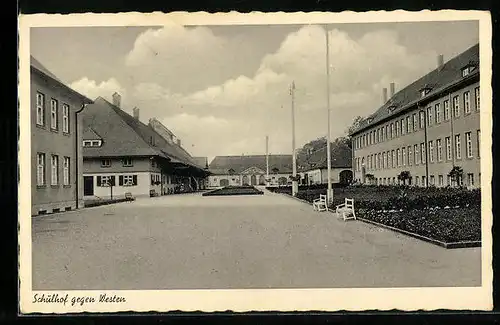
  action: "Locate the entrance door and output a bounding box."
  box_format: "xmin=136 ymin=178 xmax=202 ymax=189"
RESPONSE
xmin=242 ymin=175 xmax=249 ymax=185
xmin=250 ymin=175 xmax=257 ymax=185
xmin=83 ymin=176 xmax=94 ymax=196
xmin=220 ymin=179 xmax=229 ymax=187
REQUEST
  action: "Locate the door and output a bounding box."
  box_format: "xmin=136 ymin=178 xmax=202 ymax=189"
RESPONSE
xmin=83 ymin=176 xmax=94 ymax=196
xmin=242 ymin=175 xmax=249 ymax=185
xmin=220 ymin=179 xmax=229 ymax=187
xmin=250 ymin=175 xmax=257 ymax=185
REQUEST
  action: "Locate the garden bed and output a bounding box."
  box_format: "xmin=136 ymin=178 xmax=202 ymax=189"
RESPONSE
xmin=203 ymin=186 xmax=264 ymax=196
xmin=84 ymin=197 xmax=134 ymax=208
xmin=270 ymin=184 xmax=481 ymax=247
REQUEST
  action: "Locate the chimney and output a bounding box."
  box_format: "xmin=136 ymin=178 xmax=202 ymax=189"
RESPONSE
xmin=437 ymin=54 xmax=444 ymax=70
xmin=133 ymin=107 xmax=140 ymax=120
xmin=390 ymin=82 xmax=395 ymax=98
xmin=382 ymin=87 xmax=388 ymax=104
xmin=177 ymin=139 xmax=181 ymax=147
xmin=112 ymin=92 xmax=121 ymax=108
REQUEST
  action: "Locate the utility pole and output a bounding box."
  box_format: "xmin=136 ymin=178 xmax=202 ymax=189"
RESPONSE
xmin=325 ymin=26 xmax=333 ymax=204
xmin=266 ymin=135 xmax=270 ymax=186
xmin=290 ymin=81 xmax=298 ymax=196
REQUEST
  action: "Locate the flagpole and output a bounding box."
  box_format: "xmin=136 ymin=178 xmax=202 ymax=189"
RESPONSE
xmin=266 ymin=135 xmax=270 ymax=186
xmin=325 ymin=26 xmax=333 ymax=204
xmin=291 ymin=81 xmax=298 ymax=197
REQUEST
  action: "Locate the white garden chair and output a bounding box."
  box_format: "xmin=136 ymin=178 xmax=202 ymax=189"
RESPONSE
xmin=312 ymin=194 xmax=328 ymax=212
xmin=335 ymin=198 xmax=356 ymax=221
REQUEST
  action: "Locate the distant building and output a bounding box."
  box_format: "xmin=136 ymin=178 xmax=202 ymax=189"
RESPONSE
xmin=298 ymin=144 xmax=353 ymax=185
xmin=31 ymin=56 xmax=93 ymax=216
xmin=351 ymin=44 xmax=480 ymax=188
xmin=208 ymin=155 xmax=293 ymax=187
xmin=81 ymin=95 xmax=209 ymax=199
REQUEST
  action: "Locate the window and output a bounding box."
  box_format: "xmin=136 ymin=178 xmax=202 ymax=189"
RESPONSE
xmin=62 ymin=103 xmax=70 ymax=133
xmin=445 ymin=137 xmax=452 ymax=161
xmin=98 ymin=175 xmax=115 ymax=187
xmin=475 ymin=87 xmax=480 ymax=110
xmin=453 ymin=95 xmax=460 ymax=118
xmin=37 ymin=153 xmax=45 ymax=186
xmin=419 ymin=111 xmax=425 ymax=129
xmin=447 ymin=175 xmax=451 ymax=186
xmin=465 ymin=132 xmax=472 ymax=158
xmin=406 ymin=116 xmax=411 ymax=133
xmin=380 ymin=128 xmax=384 ymax=142
xmin=376 ymin=129 xmax=380 ymax=143
xmin=430 ymin=175 xmax=435 ymax=186
xmin=422 ymin=176 xmax=427 ymax=187
xmin=399 ymin=119 xmax=404 ymax=135
xmin=402 ymin=147 xmax=406 ymax=166
xmin=414 ymin=144 xmax=419 ymax=164
xmin=420 ymin=143 xmax=426 ymax=163
xmin=83 ymin=140 xmax=92 ymax=147
xmin=428 ymin=141 xmax=434 ymax=163
xmin=91 ymin=140 xmax=100 ymax=147
xmin=436 ymin=139 xmax=442 ymax=161
xmin=36 ymin=92 xmax=45 ymax=126
xmin=467 ymin=173 xmax=474 ymax=187
xmin=396 ymin=148 xmax=400 ymax=167
xmin=444 ymin=100 xmax=450 ymax=120
xmin=385 ymin=125 xmax=389 ymax=140
xmin=101 ymin=159 xmax=111 ymax=167
xmin=455 ymin=134 xmax=461 ymax=160
xmin=390 ymin=123 xmax=394 ymax=138
xmin=464 ymin=91 xmax=471 ymax=114
xmin=438 ymin=175 xmax=444 ymax=187
xmin=477 ymin=130 xmax=481 ymax=157
xmin=415 ymin=176 xmax=420 ymax=186
xmin=412 ymin=113 xmax=418 ymax=131
xmin=121 ymin=175 xmax=136 ymax=186
xmin=408 ymin=146 xmax=412 ymax=166
xmin=63 ymin=157 xmax=70 ymax=186
xmin=435 ymin=103 xmax=441 ymax=124
xmin=50 ymin=99 xmax=58 ymax=130
xmin=426 ymin=107 xmax=432 ymax=126
xmin=382 ymin=152 xmax=386 ymax=169
xmin=122 ymin=158 xmax=133 ymax=167
xmin=363 ymin=134 xmax=366 ymax=147
xmin=378 ymin=153 xmax=381 ymax=170
xmin=462 ymin=67 xmax=469 ymax=77
xmin=391 ymin=150 xmax=395 ymax=168
xmin=51 ymin=155 xmax=59 ymax=186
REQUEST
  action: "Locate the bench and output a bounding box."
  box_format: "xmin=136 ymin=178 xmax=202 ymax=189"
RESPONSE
xmin=312 ymin=194 xmax=328 ymax=212
xmin=336 ymin=198 xmax=356 ymax=221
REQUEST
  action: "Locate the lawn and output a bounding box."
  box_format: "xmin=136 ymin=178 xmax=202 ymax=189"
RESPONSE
xmin=268 ymin=184 xmax=481 ymax=244
xmin=203 ymin=185 xmax=264 ymax=196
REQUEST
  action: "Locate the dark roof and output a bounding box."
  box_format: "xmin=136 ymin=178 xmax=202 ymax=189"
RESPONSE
xmin=82 ymin=97 xmax=206 ymax=172
xmin=82 ymin=127 xmax=102 ymax=140
xmin=298 ymin=144 xmax=352 ymax=171
xmin=193 ymin=157 xmax=209 ymax=169
xmin=351 ymin=43 xmax=479 ymax=135
xmin=30 ymin=56 xmax=93 ymax=104
xmin=209 ymin=154 xmax=293 ymax=175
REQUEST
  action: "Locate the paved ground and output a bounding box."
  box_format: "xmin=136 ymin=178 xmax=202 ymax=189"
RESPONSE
xmin=32 ymin=189 xmax=481 ymax=290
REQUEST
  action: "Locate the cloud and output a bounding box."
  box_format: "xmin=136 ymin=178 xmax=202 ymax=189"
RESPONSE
xmin=69 ymin=77 xmax=126 ymax=103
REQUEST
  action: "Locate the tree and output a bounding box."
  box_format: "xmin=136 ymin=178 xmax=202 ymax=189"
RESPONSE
xmin=271 ymin=167 xmax=280 ymax=174
xmin=448 ymin=166 xmax=464 ymax=187
xmin=346 ymin=116 xmax=366 ymax=137
xmin=365 ymin=173 xmax=375 ymax=185
xmin=397 ymin=170 xmax=411 ymax=185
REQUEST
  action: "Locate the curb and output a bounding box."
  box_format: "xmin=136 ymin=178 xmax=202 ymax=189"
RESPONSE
xmin=276 ymin=192 xmax=481 ymax=249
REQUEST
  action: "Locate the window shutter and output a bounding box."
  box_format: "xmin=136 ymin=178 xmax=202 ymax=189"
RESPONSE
xmin=119 ymin=176 xmax=123 ymax=186
xmin=133 ymin=175 xmax=137 ymax=185
xmin=97 ymin=176 xmax=102 ymax=186
xmin=110 ymin=176 xmax=116 ymax=186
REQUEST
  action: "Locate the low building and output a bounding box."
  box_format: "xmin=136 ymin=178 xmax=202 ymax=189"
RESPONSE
xmin=81 ymin=94 xmax=209 ymax=199
xmin=351 ymin=44 xmax=480 ymax=188
xmin=208 ymin=154 xmax=293 ymax=187
xmin=298 ymin=145 xmax=353 ymax=185
xmin=30 ymin=56 xmax=93 ymax=216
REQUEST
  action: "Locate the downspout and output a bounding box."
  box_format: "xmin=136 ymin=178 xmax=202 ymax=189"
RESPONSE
xmin=449 ymin=93 xmax=456 ymax=184
xmin=75 ymin=102 xmax=86 ymax=209
xmin=423 ymin=105 xmax=429 ymax=187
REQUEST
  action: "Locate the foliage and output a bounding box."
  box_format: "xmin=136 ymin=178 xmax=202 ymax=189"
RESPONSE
xmin=203 ymin=186 xmax=263 ymax=196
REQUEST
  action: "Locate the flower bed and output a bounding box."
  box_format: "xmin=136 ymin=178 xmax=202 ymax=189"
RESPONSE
xmin=84 ymin=197 xmax=134 ymax=207
xmin=203 ymin=186 xmax=264 ymax=196
xmin=360 ymin=206 xmax=481 ymax=243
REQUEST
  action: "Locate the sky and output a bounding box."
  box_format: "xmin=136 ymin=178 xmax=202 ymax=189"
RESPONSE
xmin=30 ymin=21 xmax=479 ymax=161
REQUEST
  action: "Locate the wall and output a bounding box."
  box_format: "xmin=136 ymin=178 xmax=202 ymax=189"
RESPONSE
xmin=83 ymin=171 xmax=153 ymax=199
xmin=352 ymin=81 xmax=480 ymax=188
xmin=31 ymin=72 xmax=85 ymax=215
xmin=299 ymin=168 xmax=352 ymax=185
xmin=208 ymin=173 xmax=291 ymax=188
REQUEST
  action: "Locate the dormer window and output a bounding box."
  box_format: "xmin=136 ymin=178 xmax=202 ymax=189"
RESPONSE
xmin=420 ymin=88 xmax=431 ymax=98
xmin=462 ymin=67 xmax=470 ymax=77
xmin=387 ymin=104 xmax=397 ymax=114
xmin=83 ymin=140 xmax=102 ymax=147
xmin=367 ymin=117 xmax=373 ymax=124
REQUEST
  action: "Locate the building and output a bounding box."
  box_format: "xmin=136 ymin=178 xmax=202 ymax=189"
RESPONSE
xmin=81 ymin=94 xmax=209 ymax=199
xmin=298 ymin=144 xmax=353 ymax=185
xmin=351 ymin=44 xmax=480 ymax=188
xmin=208 ymin=154 xmax=293 ymax=187
xmin=31 ymin=56 xmax=93 ymax=215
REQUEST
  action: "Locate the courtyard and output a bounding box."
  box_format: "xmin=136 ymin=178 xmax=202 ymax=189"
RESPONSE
xmin=32 ymin=189 xmax=481 ymax=290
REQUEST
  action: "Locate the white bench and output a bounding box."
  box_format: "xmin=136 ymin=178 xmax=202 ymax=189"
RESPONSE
xmin=336 ymin=198 xmax=356 ymax=221
xmin=312 ymin=194 xmax=328 ymax=212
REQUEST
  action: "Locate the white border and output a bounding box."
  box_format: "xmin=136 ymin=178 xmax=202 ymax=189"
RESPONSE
xmin=18 ymin=10 xmax=493 ymax=313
